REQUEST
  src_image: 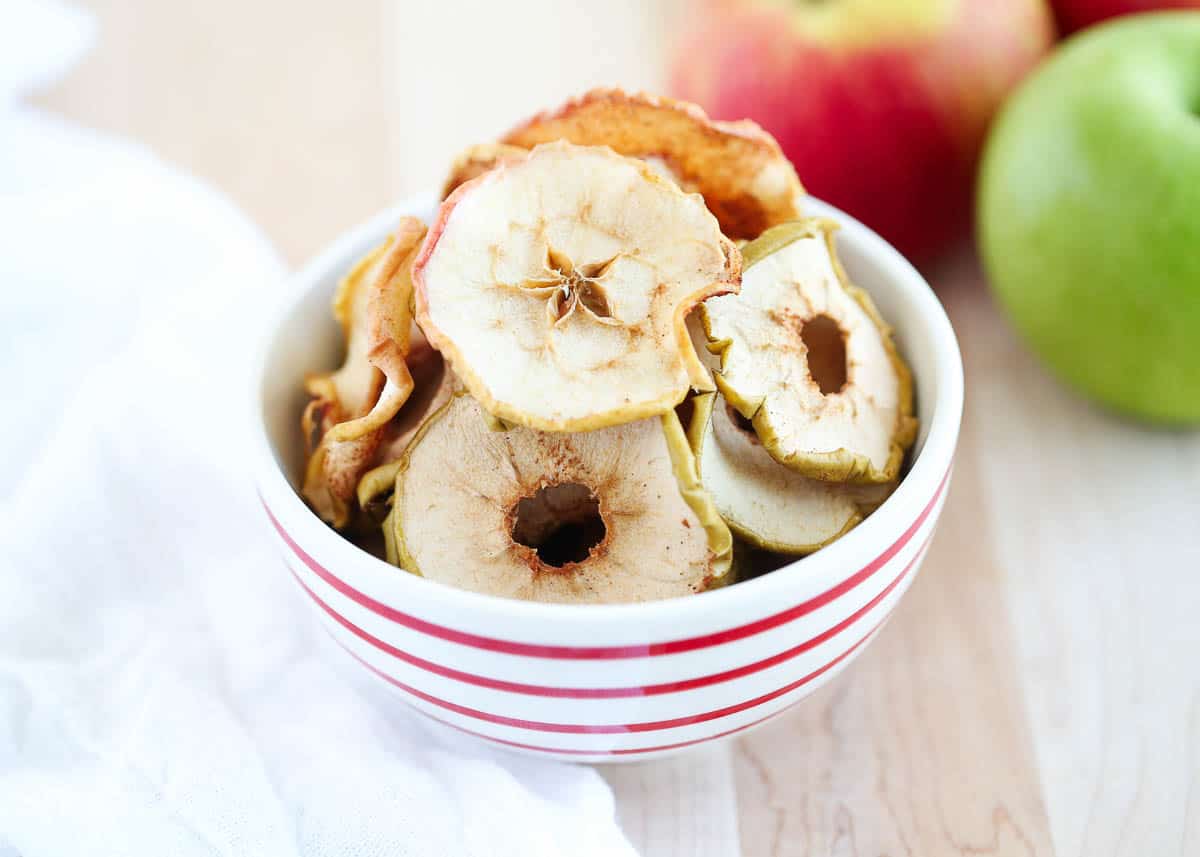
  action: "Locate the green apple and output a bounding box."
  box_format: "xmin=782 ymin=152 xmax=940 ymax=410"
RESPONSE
xmin=978 ymin=12 xmax=1200 ymax=425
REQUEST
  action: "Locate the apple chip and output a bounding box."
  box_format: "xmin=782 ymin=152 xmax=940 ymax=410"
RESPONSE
xmin=355 ymin=345 xmax=458 ymax=525
xmin=385 ymin=392 xmax=733 ymax=603
xmin=370 ymin=329 xmax=455 ymax=466
xmin=501 ymin=88 xmax=805 ymax=240
xmin=690 ymin=393 xmax=894 ymax=554
xmin=441 ymin=142 xmax=528 ymax=199
xmin=414 ymin=141 xmax=741 ymax=432
xmin=702 ymin=219 xmax=916 ymax=483
xmin=301 ymin=217 xmax=426 ymax=527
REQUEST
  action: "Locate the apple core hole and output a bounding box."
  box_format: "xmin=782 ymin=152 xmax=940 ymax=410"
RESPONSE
xmin=546 ymin=249 xmax=617 ymax=321
xmin=800 ymin=314 xmax=848 ymax=395
xmin=510 ymin=482 xmax=606 ymax=568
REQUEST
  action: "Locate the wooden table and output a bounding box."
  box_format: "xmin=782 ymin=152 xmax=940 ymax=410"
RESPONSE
xmin=41 ymin=2 xmax=1199 ymax=854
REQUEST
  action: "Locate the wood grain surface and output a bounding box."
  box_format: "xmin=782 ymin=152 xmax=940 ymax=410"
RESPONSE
xmin=37 ymin=3 xmax=1199 ymax=855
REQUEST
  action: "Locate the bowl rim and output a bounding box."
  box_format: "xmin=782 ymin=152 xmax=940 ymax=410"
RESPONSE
xmin=251 ymin=192 xmax=963 ymax=623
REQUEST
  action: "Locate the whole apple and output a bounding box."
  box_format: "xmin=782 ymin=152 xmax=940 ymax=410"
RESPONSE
xmin=1054 ymin=0 xmax=1200 ymax=34
xmin=978 ymin=12 xmax=1200 ymax=424
xmin=670 ymin=0 xmax=1055 ymax=262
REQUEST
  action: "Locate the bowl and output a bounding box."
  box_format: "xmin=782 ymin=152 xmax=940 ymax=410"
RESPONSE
xmin=252 ymin=193 xmax=963 ymax=763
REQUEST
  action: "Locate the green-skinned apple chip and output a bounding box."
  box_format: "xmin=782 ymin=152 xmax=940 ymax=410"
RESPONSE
xmin=702 ymin=219 xmax=916 ymax=483
xmin=385 ymin=392 xmax=733 ymax=603
xmin=690 ymin=393 xmax=895 ymax=554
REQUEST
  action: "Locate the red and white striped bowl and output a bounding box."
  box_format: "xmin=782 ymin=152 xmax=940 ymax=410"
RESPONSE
xmin=252 ymin=194 xmax=963 ymax=763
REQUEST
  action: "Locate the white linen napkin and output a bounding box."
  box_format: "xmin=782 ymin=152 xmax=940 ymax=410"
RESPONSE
xmin=0 ymin=3 xmax=640 ymax=854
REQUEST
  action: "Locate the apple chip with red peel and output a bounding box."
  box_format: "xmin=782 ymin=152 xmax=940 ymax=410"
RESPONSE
xmin=689 ymin=392 xmax=895 ymax=554
xmin=328 ymin=217 xmax=427 ymax=442
xmin=441 ymin=142 xmax=528 ymax=199
xmin=414 ymin=141 xmax=741 ymax=433
xmin=501 ymin=88 xmax=805 ymax=240
xmin=385 ymin=392 xmax=733 ymax=603
xmin=301 ymin=218 xmax=427 ymax=527
xmin=702 ymin=219 xmax=916 ymax=484
xmin=355 ymin=348 xmax=459 ymax=524
xmin=370 ymin=328 xmax=454 ymax=465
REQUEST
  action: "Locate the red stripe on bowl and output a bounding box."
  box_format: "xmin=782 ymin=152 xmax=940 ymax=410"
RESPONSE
xmin=333 ymin=613 xmax=886 ymax=735
xmin=416 ymin=697 xmax=799 ymax=757
xmin=263 ymin=467 xmax=948 ymax=660
xmin=294 ymin=531 xmax=931 ymax=699
xmin=408 ymin=646 xmax=868 ymax=757
xmin=338 ymin=619 xmax=883 ymax=744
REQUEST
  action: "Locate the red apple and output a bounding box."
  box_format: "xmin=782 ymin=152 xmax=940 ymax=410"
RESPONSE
xmin=1053 ymin=0 xmax=1200 ymax=34
xmin=670 ymin=0 xmax=1056 ymax=262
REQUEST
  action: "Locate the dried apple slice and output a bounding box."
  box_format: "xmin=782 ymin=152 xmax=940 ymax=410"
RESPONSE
xmin=689 ymin=393 xmax=894 ymax=554
xmin=328 ymin=217 xmax=427 ymax=442
xmin=355 ymin=349 xmax=458 ymax=524
xmin=371 ymin=330 xmax=454 ymax=465
xmin=300 ymin=245 xmax=388 ymax=527
xmin=702 ymin=219 xmax=917 ymax=483
xmin=385 ymin=392 xmax=733 ymax=603
xmin=441 ymin=142 xmax=528 ymax=199
xmin=301 ymin=218 xmax=426 ymax=527
xmin=501 ymin=88 xmax=805 ymax=240
xmin=414 ymin=141 xmax=741 ymax=433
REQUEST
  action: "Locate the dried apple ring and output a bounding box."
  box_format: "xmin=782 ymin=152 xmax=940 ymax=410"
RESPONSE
xmin=701 ymin=219 xmax=916 ymax=483
xmin=384 ymin=392 xmax=733 ymax=603
xmin=689 ymin=392 xmax=895 ymax=554
xmin=441 ymin=142 xmax=528 ymax=199
xmin=301 ymin=217 xmax=426 ymax=527
xmin=414 ymin=141 xmax=741 ymax=433
xmin=501 ymin=88 xmax=805 ymax=240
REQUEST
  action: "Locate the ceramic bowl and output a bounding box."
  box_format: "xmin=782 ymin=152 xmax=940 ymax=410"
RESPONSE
xmin=252 ymin=194 xmax=963 ymax=762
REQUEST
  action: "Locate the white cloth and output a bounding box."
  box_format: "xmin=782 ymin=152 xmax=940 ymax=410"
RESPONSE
xmin=0 ymin=3 xmax=638 ymax=854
